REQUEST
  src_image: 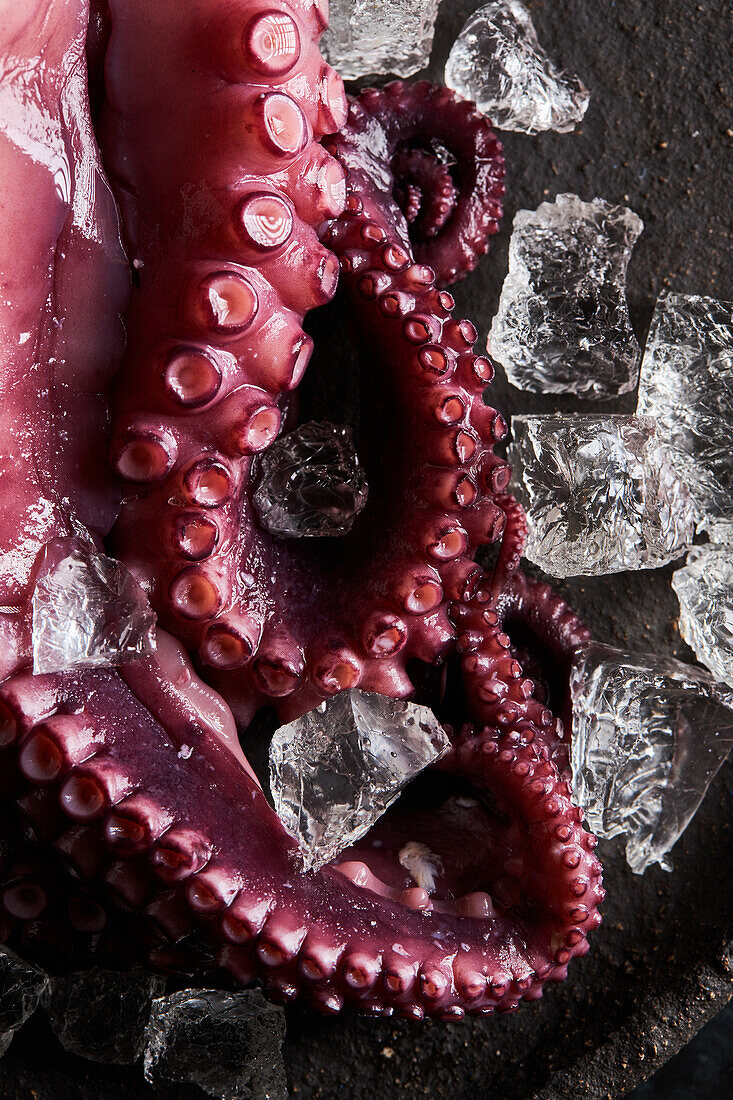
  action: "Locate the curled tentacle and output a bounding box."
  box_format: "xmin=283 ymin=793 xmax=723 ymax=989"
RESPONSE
xmin=328 ymin=81 xmax=506 ymax=286
xmin=0 ymin=591 xmax=602 ymax=1018
xmin=497 ymin=572 xmax=592 ymax=670
xmin=392 ymin=147 xmax=458 ymax=238
xmin=496 ymin=571 xmax=592 ymax=742
xmin=452 ymin=588 xmax=561 ymax=747
xmin=487 ymin=492 xmax=528 ymax=601
xmin=453 ymin=569 xmax=591 ymax=771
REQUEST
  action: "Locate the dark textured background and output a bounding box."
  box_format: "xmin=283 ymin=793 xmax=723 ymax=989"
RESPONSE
xmin=1 ymin=1 xmax=732 ymax=1096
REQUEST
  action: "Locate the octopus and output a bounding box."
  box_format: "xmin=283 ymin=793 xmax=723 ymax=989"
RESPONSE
xmin=0 ymin=0 xmax=603 ymax=1020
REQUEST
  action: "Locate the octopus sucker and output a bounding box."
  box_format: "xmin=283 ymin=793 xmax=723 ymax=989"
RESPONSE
xmin=0 ymin=0 xmax=603 ymax=1018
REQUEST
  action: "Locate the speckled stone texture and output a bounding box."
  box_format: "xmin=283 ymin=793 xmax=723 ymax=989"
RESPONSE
xmin=0 ymin=1 xmax=731 ymax=1097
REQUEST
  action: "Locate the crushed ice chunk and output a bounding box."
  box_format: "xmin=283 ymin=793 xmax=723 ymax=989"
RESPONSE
xmin=509 ymin=414 xmax=696 ymax=577
xmin=253 ymin=421 xmax=368 ymax=538
xmin=636 ymin=292 xmax=733 ymax=540
xmin=489 ymin=194 xmax=643 ymax=396
xmin=322 ymin=0 xmax=439 ymax=80
xmin=269 ymin=690 xmax=450 ymax=872
xmin=144 ymin=989 xmax=286 ymax=1100
xmin=31 ymin=536 xmax=156 ymax=674
xmin=672 ymin=545 xmax=733 ymax=688
xmin=42 ymin=968 xmax=166 ymax=1064
xmin=445 ymin=1 xmax=589 ymax=134
xmin=0 ymin=946 xmax=48 ymax=1056
xmin=570 ymin=642 xmax=733 ymax=873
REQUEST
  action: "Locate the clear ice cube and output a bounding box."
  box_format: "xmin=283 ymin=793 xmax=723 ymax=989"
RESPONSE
xmin=31 ymin=535 xmax=156 ymax=675
xmin=144 ymin=989 xmax=287 ymax=1100
xmin=445 ymin=1 xmax=590 ymax=134
xmin=672 ymin=545 xmax=733 ymax=689
xmin=253 ymin=421 xmax=368 ymax=538
xmin=269 ymin=689 xmax=450 ymax=872
xmin=322 ymin=0 xmax=439 ymax=80
xmin=0 ymin=946 xmax=48 ymax=1046
xmin=570 ymin=641 xmax=733 ymax=873
xmin=42 ymin=968 xmax=166 ymax=1064
xmin=509 ymin=414 xmax=696 ymax=577
xmin=488 ymin=193 xmax=643 ymax=396
xmin=636 ymin=292 xmax=733 ymax=539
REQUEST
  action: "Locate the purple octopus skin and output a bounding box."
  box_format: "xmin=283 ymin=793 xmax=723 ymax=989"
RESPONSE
xmin=0 ymin=0 xmax=128 ymax=682
xmin=0 ymin=580 xmax=603 ymax=1019
xmin=0 ymin=0 xmax=603 ymax=1019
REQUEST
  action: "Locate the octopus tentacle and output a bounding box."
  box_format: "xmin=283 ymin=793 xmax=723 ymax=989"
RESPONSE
xmin=452 ymin=570 xmax=591 ymax=784
xmin=329 ymin=81 xmax=506 ymax=286
xmin=497 ymin=572 xmax=592 ymax=667
xmin=452 ymin=604 xmax=558 ymax=744
xmin=495 ymin=570 xmax=592 ymax=743
xmin=0 ymin=606 xmax=602 ymax=1018
xmin=103 ymin=0 xmax=353 ymax=724
xmin=107 ymin=31 xmax=510 ymax=724
xmin=486 ymin=492 xmax=529 ymax=601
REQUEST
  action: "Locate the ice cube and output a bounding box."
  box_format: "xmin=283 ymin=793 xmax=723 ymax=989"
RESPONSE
xmin=42 ymin=968 xmax=166 ymax=1064
xmin=252 ymin=421 xmax=368 ymax=538
xmin=509 ymin=414 xmax=696 ymax=577
xmin=570 ymin=641 xmax=733 ymax=874
xmin=636 ymin=292 xmax=733 ymax=540
xmin=269 ymin=689 xmax=450 ymax=871
xmin=322 ymin=0 xmax=439 ymax=79
xmin=0 ymin=946 xmax=48 ymax=1054
xmin=143 ymin=989 xmax=286 ymax=1100
xmin=31 ymin=535 xmax=156 ymax=674
xmin=672 ymin=545 xmax=733 ymax=688
xmin=445 ymin=1 xmax=590 ymax=134
xmin=488 ymin=193 xmax=643 ymax=396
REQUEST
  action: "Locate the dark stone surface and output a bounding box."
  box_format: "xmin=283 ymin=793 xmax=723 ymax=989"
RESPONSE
xmin=631 ymin=1000 xmax=733 ymax=1099
xmin=0 ymin=1 xmax=731 ymax=1097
